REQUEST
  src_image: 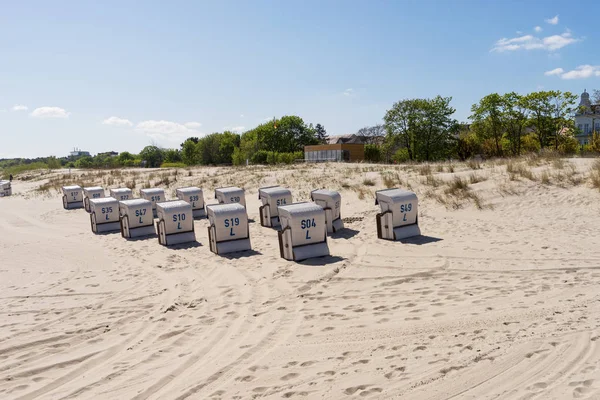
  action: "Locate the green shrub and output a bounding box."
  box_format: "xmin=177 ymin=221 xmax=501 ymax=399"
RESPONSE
xmin=521 ymin=134 xmax=541 ymax=154
xmin=75 ymin=156 xmax=93 ymax=169
xmin=47 ymin=156 xmax=62 ymax=169
xmin=250 ymin=150 xmax=302 ymax=165
xmin=232 ymin=147 xmax=246 ymax=166
xmin=364 ymin=144 xmax=382 ymax=162
xmin=392 ymin=148 xmax=410 ymax=163
xmin=558 ymin=137 xmax=580 ymax=155
xmin=160 ymin=162 xmax=187 ymax=168
xmin=1 ymin=162 xmax=48 ymax=178
xmin=363 ymin=178 xmax=376 ymax=186
xmin=251 ymin=150 xmax=269 ymax=164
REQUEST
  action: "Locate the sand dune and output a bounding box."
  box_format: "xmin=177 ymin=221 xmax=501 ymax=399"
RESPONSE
xmin=1 ymin=158 xmax=600 ymax=399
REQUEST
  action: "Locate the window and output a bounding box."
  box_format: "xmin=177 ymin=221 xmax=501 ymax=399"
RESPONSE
xmin=596 ymin=123 xmax=600 ymax=132
xmin=578 ymin=124 xmax=583 ymax=131
xmin=585 ymin=123 xmax=590 ymax=133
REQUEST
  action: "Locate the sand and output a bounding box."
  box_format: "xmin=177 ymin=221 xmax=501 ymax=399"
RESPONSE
xmin=1 ymin=158 xmax=600 ymax=399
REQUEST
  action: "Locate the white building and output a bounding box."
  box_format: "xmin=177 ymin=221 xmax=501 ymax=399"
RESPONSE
xmin=69 ymin=148 xmax=91 ymax=157
xmin=574 ymin=90 xmax=600 ymax=145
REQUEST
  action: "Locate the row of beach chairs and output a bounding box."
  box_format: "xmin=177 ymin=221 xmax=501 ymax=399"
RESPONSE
xmin=61 ymin=184 xmax=421 ymax=262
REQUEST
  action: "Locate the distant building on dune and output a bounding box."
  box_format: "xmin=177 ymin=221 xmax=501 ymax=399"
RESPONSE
xmin=97 ymin=151 xmax=119 ymax=157
xmin=69 ymin=148 xmax=90 ymax=158
xmin=574 ymin=90 xmax=600 ymax=145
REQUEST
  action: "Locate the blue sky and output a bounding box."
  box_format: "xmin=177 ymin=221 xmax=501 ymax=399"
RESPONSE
xmin=0 ymin=0 xmax=597 ymax=158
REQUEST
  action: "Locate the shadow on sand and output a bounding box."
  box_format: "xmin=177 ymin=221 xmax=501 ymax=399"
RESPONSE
xmin=124 ymin=234 xmax=157 ymax=242
xmin=298 ymin=255 xmax=346 ymax=266
xmin=222 ymin=249 xmax=263 ymax=259
xmin=398 ymin=235 xmax=443 ymax=245
xmin=167 ymin=241 xmax=203 ymax=250
xmin=331 ymin=228 xmax=360 ymax=240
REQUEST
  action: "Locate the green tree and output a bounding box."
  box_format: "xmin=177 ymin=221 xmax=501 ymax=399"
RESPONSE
xmin=455 ymin=124 xmax=480 ymax=160
xmin=549 ymin=91 xmax=578 ymax=151
xmin=522 ymin=91 xmax=576 ymax=150
xmin=196 ymin=134 xmax=220 ymax=165
xmin=75 ymin=156 xmax=93 ymax=168
xmin=315 ymin=123 xmax=328 ymax=144
xmin=139 ymin=145 xmax=164 ymax=167
xmin=218 ymin=131 xmax=241 ymax=164
xmin=163 ymin=148 xmax=182 ymax=163
xmin=384 ymin=97 xmax=458 ymax=161
xmin=503 ymin=92 xmax=529 ymax=156
xmin=470 ymin=93 xmax=505 ymax=157
xmin=238 ymin=129 xmax=259 ymax=163
xmin=181 ymin=138 xmax=200 ymax=165
xmin=384 ymin=99 xmax=419 ymax=161
xmin=118 ymin=151 xmax=135 ymax=166
xmin=417 ymin=96 xmax=458 ymax=161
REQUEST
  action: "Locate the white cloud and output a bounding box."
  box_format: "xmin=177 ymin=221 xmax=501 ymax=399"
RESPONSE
xmin=545 ymin=15 xmax=559 ymax=25
xmin=102 ymin=116 xmax=133 ymax=127
xmin=343 ymin=88 xmax=354 ymax=96
xmin=223 ymin=126 xmax=246 ymax=133
xmin=184 ymin=121 xmax=202 ymax=129
xmin=491 ymin=31 xmax=580 ymax=52
xmin=534 ymin=26 xmax=542 ymax=33
xmin=562 ymin=65 xmax=600 ymax=80
xmin=261 ymin=117 xmax=273 ymax=122
xmin=544 ymin=67 xmax=564 ymax=76
xmin=240 ymin=114 xmax=245 ymax=118
xmin=11 ymin=104 xmax=28 ymax=111
xmin=30 ymin=106 xmax=70 ymax=118
xmin=135 ymin=120 xmax=203 ymax=145
xmin=137 ymin=120 xmax=198 ymax=135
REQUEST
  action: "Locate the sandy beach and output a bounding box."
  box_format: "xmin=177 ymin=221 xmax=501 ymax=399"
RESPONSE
xmin=1 ymin=158 xmax=600 ymax=400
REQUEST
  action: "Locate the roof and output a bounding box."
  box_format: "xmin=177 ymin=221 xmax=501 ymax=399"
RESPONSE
xmin=259 ymin=186 xmax=291 ymax=199
xmin=375 ymin=188 xmax=417 ymax=204
xmin=110 ymin=188 xmax=132 ymax=193
xmin=207 ymin=203 xmax=246 ymax=216
xmin=62 ymin=185 xmax=82 ymax=191
xmin=140 ymin=188 xmax=164 ymax=194
xmin=327 ymin=134 xmax=365 ymax=144
xmin=176 ymin=187 xmax=202 ymax=193
xmin=311 ymin=189 xmax=341 ymax=201
xmin=278 ymin=202 xmax=324 ymax=218
xmin=83 ymin=186 xmax=104 ymax=192
xmin=120 ymin=199 xmax=151 ymax=207
xmin=89 ymin=197 xmax=118 ymax=205
xmin=215 ymin=186 xmax=244 ymax=194
xmin=157 ymin=200 xmax=191 ymax=212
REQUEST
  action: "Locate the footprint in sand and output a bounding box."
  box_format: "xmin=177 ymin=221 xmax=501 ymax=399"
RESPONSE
xmin=359 ymin=388 xmax=383 ymax=397
xmin=235 ymin=375 xmax=255 ymax=382
xmin=344 ymin=385 xmax=369 ymax=395
xmin=300 ymin=361 xmax=316 ymax=367
xmin=281 ymin=373 xmax=299 ymax=381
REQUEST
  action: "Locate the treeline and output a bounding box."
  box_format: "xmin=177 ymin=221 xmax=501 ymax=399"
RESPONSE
xmin=369 ymin=90 xmax=582 ymax=163
xmin=180 ymin=116 xmax=327 ymax=166
xmin=2 ymin=90 xmax=594 ymax=177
